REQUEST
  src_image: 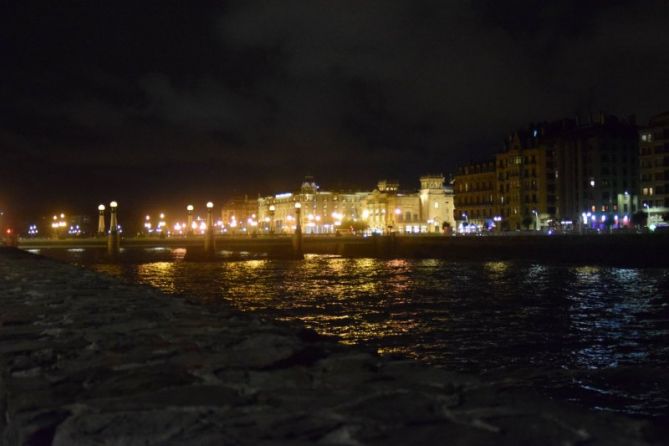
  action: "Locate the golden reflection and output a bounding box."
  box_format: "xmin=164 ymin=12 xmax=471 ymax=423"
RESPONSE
xmin=485 ymin=261 xmax=509 ymax=273
xmin=172 ymin=248 xmax=187 ymax=261
xmin=137 ymin=262 xmax=176 ymax=292
xmin=573 ymin=265 xmax=601 ymax=285
xmin=243 ymin=259 xmax=267 ymax=270
xmin=386 ymin=259 xmax=409 ymax=268
xmin=484 ymin=261 xmax=511 ymax=282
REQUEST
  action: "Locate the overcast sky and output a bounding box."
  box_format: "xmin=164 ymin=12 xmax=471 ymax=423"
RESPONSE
xmin=2 ymin=1 xmax=668 ymax=220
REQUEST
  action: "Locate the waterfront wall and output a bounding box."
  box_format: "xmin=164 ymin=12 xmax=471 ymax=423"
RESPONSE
xmin=0 ymin=247 xmax=660 ymax=444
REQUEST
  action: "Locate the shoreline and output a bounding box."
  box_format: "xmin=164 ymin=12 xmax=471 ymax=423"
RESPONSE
xmin=0 ymin=247 xmax=663 ymax=444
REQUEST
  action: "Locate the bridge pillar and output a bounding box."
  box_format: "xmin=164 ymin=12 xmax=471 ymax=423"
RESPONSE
xmin=97 ymin=204 xmax=106 ymax=237
xmin=204 ymin=201 xmax=216 ymax=256
xmin=107 ymin=201 xmax=120 ymax=257
xmin=292 ymin=202 xmax=303 ymax=259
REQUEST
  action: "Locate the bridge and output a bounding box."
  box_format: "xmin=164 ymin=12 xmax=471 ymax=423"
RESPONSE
xmin=13 ymin=233 xmax=669 ymax=267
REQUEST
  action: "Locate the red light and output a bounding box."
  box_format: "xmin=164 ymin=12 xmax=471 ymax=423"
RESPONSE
xmin=5 ymin=229 xmax=11 ymax=235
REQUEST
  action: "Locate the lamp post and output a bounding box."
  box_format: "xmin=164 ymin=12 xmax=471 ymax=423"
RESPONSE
xmin=204 ymin=201 xmax=215 ymax=256
xmin=107 ymin=201 xmax=120 ymax=256
xmin=532 ymin=209 xmax=539 ymax=231
xmin=186 ymin=204 xmax=194 ymax=236
xmin=268 ymin=204 xmax=276 ymax=235
xmin=292 ymin=202 xmax=303 ymax=258
xmin=97 ymin=204 xmax=106 ymax=236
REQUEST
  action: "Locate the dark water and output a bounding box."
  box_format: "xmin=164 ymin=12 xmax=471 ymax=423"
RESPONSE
xmin=36 ymin=248 xmax=669 ymax=419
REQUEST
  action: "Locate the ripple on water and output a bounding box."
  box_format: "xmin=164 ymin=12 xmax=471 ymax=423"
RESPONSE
xmin=37 ymin=250 xmax=669 ymax=419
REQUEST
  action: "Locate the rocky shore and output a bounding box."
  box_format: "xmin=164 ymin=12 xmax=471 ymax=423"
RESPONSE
xmin=0 ymin=247 xmax=661 ymax=445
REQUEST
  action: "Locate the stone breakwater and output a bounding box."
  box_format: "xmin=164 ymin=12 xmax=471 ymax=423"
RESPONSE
xmin=0 ymin=248 xmax=661 ymax=445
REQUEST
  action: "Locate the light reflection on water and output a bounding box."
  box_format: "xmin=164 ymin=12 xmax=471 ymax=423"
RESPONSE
xmin=41 ymin=248 xmax=669 ymax=418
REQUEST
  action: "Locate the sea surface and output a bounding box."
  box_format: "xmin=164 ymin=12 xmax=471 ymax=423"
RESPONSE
xmin=38 ymin=248 xmax=669 ymax=419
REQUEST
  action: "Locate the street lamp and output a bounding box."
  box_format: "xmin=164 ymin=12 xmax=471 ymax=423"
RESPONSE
xmin=293 ymin=202 xmax=303 ymax=258
xmin=294 ymin=202 xmax=302 ymax=234
xmin=97 ymin=204 xmax=106 ymax=236
xmin=186 ymin=204 xmax=194 ymax=236
xmin=205 ymin=201 xmax=215 ymax=255
xmin=108 ymin=201 xmax=120 ymax=255
xmin=268 ymin=204 xmax=276 ymax=235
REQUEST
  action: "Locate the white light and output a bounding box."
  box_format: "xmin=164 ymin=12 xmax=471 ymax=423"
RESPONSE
xmin=590 ymin=180 xmax=595 ymax=187
xmin=295 ymin=202 xmax=302 ymax=209
xmin=206 ymin=202 xmax=214 ymax=209
xmin=269 ymin=205 xmax=276 ymax=212
xmin=110 ymin=201 xmax=118 ymax=208
xmin=187 ymin=204 xmax=194 ymax=211
xmin=98 ymin=204 xmax=105 ymax=211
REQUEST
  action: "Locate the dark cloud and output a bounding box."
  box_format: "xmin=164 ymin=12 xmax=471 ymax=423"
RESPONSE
xmin=1 ymin=1 xmax=668 ymax=220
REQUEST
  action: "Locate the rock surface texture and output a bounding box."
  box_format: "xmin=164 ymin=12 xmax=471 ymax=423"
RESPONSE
xmin=0 ymin=248 xmax=661 ymax=445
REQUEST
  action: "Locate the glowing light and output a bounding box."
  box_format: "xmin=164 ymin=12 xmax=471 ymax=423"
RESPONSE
xmin=187 ymin=204 xmax=194 ymax=211
xmin=394 ymin=208 xmax=401 ymax=215
xmin=269 ymin=205 xmax=276 ymax=212
xmin=60 ymin=213 xmax=65 ymax=218
xmin=98 ymin=204 xmax=105 ymax=211
xmin=206 ymin=202 xmax=214 ymax=209
xmin=294 ymin=202 xmax=302 ymax=209
xmin=110 ymin=201 xmax=118 ymax=208
xmin=160 ymin=213 xmax=165 ymax=219
xmin=145 ymin=215 xmax=151 ymax=221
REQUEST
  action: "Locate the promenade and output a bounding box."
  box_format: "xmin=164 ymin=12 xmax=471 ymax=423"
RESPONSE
xmin=0 ymin=247 xmax=661 ymax=445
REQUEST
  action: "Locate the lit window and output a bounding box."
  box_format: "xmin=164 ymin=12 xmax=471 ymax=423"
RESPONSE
xmin=649 ymin=187 xmax=654 ymax=196
xmin=643 ymin=187 xmax=649 ymax=196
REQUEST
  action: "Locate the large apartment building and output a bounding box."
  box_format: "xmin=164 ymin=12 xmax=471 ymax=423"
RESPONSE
xmin=454 ymin=114 xmax=640 ymax=231
xmin=639 ymin=111 xmax=669 ymax=218
xmin=453 ymin=161 xmax=496 ymax=230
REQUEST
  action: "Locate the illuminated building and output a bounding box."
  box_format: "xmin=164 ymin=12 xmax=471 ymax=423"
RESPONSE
xmin=453 ymin=161 xmax=497 ymax=231
xmin=639 ymin=111 xmax=669 ymax=224
xmin=455 ymin=114 xmax=640 ymax=232
xmin=258 ymin=175 xmax=454 ymax=235
xmin=221 ymin=196 xmax=259 ymax=234
xmin=549 ymin=114 xmax=639 ymax=230
xmin=258 ymin=177 xmax=366 ymax=234
xmin=362 ymin=177 xmax=455 ymax=234
xmin=496 ymin=130 xmax=556 ymax=231
xmin=420 ymin=175 xmax=455 ymax=233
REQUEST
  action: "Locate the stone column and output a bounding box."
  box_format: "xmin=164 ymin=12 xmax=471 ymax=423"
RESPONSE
xmin=269 ymin=204 xmax=276 ymax=235
xmin=186 ymin=204 xmax=194 ymax=237
xmin=107 ymin=201 xmax=120 ymax=257
xmin=97 ymin=204 xmax=106 ymax=237
xmin=204 ymin=202 xmax=216 ymax=256
xmin=292 ymin=202 xmax=303 ymax=258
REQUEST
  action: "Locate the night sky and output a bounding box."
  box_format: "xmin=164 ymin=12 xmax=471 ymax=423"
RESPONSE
xmin=2 ymin=1 xmax=668 ymax=225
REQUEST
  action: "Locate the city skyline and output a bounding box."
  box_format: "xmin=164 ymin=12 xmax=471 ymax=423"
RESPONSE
xmin=2 ymin=2 xmax=669 ymax=221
